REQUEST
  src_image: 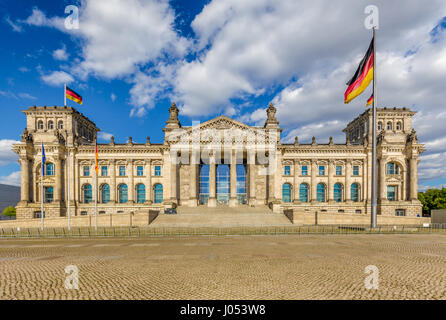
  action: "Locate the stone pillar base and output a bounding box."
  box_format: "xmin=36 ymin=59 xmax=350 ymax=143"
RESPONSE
xmin=229 ymin=197 xmax=237 ymax=207
xmin=188 ymin=198 xmax=198 ymax=207
xmin=208 ymin=197 xmax=216 ymax=207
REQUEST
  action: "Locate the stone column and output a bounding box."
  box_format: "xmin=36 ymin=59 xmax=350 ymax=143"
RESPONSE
xmin=128 ymin=160 xmax=134 ymax=203
xmin=345 ymin=160 xmax=352 ymax=202
xmin=69 ymin=150 xmax=75 ymax=205
xmin=379 ymin=158 xmax=387 ymax=200
xmin=189 ymin=160 xmax=198 ymax=207
xmin=268 ymin=163 xmax=275 ymax=202
xmin=75 ymin=158 xmax=79 ymax=206
xmin=170 ymin=160 xmax=177 ymax=203
xmin=208 ymin=154 xmax=216 ymax=207
xmin=311 ymin=160 xmax=317 ymax=202
xmin=248 ymin=151 xmax=256 ymax=205
xmin=19 ymin=156 xmax=29 ymax=202
xmin=229 ymin=150 xmax=237 ymax=207
xmin=293 ymin=160 xmax=299 ymax=203
xmin=328 ymin=160 xmax=334 ymax=202
xmin=410 ymin=157 xmax=418 ymax=200
xmin=54 ymin=156 xmax=62 ymax=202
xmin=110 ymin=160 xmax=116 ymax=203
xmin=145 ymin=160 xmax=152 ymax=203
xmin=362 ymin=158 xmax=368 ymax=202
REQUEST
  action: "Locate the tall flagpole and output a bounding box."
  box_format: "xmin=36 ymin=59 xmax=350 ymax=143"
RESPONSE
xmin=94 ymin=141 xmax=98 ymax=232
xmin=64 ymin=83 xmax=71 ymax=231
xmin=371 ymin=27 xmax=377 ymax=228
xmin=41 ymin=153 xmax=44 ymax=231
xmin=67 ymin=148 xmax=71 ymax=231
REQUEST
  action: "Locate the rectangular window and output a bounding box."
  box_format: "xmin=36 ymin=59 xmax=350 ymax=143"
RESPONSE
xmin=80 ymin=211 xmax=88 ymax=216
xmin=319 ymin=165 xmax=325 ymax=176
xmin=83 ymin=166 xmax=90 ymax=176
xmin=119 ymin=166 xmax=126 ymax=176
xmin=387 ymin=186 xmax=396 ymax=201
xmin=353 ymin=165 xmax=359 ymax=176
xmin=101 ymin=166 xmax=108 ymax=177
xmin=355 ymin=210 xmax=362 ymax=214
xmin=44 ymin=186 xmax=53 ymax=203
xmin=336 ymin=165 xmax=342 ymax=176
xmin=284 ymin=165 xmax=290 ymax=176
xmin=395 ymin=209 xmax=406 ymax=216
xmin=33 ymin=211 xmax=45 ymax=218
xmin=137 ymin=166 xmax=144 ymax=176
xmin=301 ymin=165 xmax=308 ymax=176
xmin=154 ymin=165 xmax=161 ymax=176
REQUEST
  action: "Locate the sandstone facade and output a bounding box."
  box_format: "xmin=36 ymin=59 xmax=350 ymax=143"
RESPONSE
xmin=13 ymin=103 xmax=425 ymax=221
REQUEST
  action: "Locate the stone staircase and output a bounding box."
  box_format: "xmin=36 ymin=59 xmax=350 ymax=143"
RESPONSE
xmin=151 ymin=205 xmax=292 ymax=227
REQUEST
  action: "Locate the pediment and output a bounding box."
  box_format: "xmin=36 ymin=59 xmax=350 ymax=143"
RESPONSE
xmin=186 ymin=116 xmax=259 ymax=132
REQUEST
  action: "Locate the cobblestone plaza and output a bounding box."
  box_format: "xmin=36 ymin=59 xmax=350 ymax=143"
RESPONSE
xmin=1 ymin=234 xmax=445 ymax=300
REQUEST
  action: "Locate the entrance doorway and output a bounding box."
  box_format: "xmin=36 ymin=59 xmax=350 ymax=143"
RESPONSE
xmin=216 ymin=165 xmax=229 ymax=205
xmin=199 ymin=164 xmax=209 ymax=205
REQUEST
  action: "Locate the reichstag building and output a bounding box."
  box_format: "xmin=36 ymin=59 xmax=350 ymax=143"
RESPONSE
xmin=13 ymin=103 xmax=424 ymax=219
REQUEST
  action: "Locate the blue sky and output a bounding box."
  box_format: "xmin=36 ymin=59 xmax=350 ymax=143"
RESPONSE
xmin=0 ymin=0 xmax=445 ymax=190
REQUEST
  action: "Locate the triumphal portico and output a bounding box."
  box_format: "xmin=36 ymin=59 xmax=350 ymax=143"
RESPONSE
xmin=13 ymin=102 xmax=425 ymax=220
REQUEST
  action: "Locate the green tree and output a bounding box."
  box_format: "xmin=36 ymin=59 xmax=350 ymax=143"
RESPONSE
xmin=2 ymin=206 xmax=16 ymax=217
xmin=418 ymin=188 xmax=446 ymax=215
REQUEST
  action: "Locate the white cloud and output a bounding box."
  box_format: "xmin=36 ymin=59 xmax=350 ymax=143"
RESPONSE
xmin=18 ymin=93 xmax=37 ymax=100
xmin=0 ymin=140 xmax=19 ymax=167
xmin=41 ymin=71 xmax=74 ymax=86
xmin=5 ymin=16 xmax=22 ymax=32
xmin=52 ymin=45 xmax=69 ymax=61
xmin=22 ymin=7 xmax=65 ymax=30
xmin=0 ymin=171 xmax=21 ymax=186
xmin=72 ymin=0 xmax=189 ymax=79
xmin=98 ymin=131 xmax=113 ymax=141
xmin=110 ymin=93 xmax=116 ymax=102
xmin=23 ymin=0 xmax=190 ymax=116
xmin=174 ymin=0 xmax=446 ymax=117
xmin=19 ymin=67 xmax=29 ymax=73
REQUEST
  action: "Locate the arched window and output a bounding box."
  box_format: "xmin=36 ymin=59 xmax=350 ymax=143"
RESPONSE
xmin=101 ymin=184 xmax=110 ymax=204
xmin=136 ymin=184 xmax=146 ymax=203
xmin=334 ymin=183 xmax=343 ymax=202
xmin=299 ymin=183 xmax=309 ymax=202
xmin=118 ymin=184 xmax=128 ymax=203
xmin=82 ymin=184 xmax=92 ymax=203
xmin=386 ymin=162 xmax=400 ymax=175
xmin=57 ymin=120 xmax=64 ymax=129
xmin=45 ymin=163 xmax=54 ymax=176
xmin=282 ymin=183 xmax=292 ymax=203
xmin=396 ymin=122 xmax=402 ymax=130
xmin=38 ymin=120 xmax=44 ymax=130
xmin=351 ymin=183 xmax=360 ymax=202
xmin=386 ymin=121 xmax=392 ymax=130
xmin=48 ymin=120 xmax=54 ymax=130
xmin=377 ymin=121 xmax=382 ymax=131
xmin=317 ymin=183 xmax=326 ymax=202
xmin=154 ymin=184 xmax=163 ymax=203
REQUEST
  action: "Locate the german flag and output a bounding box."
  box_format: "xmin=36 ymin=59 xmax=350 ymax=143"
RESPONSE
xmin=366 ymin=94 xmax=373 ymax=106
xmin=344 ymin=37 xmax=374 ymax=104
xmin=66 ymin=86 xmax=83 ymax=105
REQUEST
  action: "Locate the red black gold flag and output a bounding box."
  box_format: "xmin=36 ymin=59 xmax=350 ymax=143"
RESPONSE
xmin=344 ymin=37 xmax=374 ymax=104
xmin=366 ymin=94 xmax=373 ymax=106
xmin=66 ymin=86 xmax=83 ymax=105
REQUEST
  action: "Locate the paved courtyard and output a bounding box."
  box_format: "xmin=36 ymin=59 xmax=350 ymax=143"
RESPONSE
xmin=0 ymin=234 xmax=445 ymax=299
